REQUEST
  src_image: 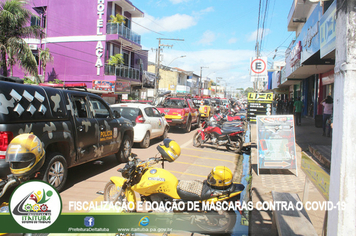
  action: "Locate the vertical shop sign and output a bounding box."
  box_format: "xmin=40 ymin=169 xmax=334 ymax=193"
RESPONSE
xmin=96 ymin=0 xmax=105 ymax=75
xmin=256 ymin=115 xmax=298 ymax=176
xmin=247 ymin=92 xmax=273 ymax=123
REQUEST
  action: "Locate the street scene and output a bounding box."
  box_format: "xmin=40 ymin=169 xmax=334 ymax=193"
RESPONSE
xmin=0 ymin=0 xmax=355 ymax=235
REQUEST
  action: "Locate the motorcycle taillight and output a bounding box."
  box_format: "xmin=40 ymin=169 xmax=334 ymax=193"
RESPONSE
xmin=0 ymin=131 xmax=13 ymax=159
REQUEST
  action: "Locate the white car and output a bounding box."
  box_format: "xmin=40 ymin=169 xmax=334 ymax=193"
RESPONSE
xmin=110 ymin=103 xmax=169 ymax=148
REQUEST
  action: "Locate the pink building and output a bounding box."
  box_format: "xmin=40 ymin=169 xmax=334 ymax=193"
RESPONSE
xmin=7 ymin=0 xmax=148 ymax=96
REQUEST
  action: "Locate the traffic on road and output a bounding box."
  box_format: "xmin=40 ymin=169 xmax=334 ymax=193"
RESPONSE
xmin=0 ymin=80 xmax=248 ymax=235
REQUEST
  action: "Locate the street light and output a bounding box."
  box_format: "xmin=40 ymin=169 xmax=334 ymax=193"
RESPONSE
xmin=167 ymin=55 xmax=186 ymax=67
xmin=199 ymin=66 xmax=209 ymax=96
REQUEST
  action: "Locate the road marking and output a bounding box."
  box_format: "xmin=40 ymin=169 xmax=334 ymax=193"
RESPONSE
xmin=175 ymin=161 xmax=215 ymax=168
xmin=181 ymin=139 xmax=192 ymax=148
xmin=181 ymin=154 xmax=234 ymax=163
xmin=183 ymin=147 xmax=236 ymax=156
xmin=169 ymin=170 xmax=206 ymax=178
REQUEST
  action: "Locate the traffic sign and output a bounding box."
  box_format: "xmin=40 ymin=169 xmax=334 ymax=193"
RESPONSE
xmin=250 ymin=57 xmax=268 ymax=82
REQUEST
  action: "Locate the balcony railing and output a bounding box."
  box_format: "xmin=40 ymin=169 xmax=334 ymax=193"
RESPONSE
xmin=105 ymin=64 xmax=140 ymax=81
xmin=106 ymin=23 xmax=141 ymax=45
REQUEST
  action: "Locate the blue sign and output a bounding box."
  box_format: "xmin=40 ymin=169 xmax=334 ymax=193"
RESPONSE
xmin=300 ymin=4 xmax=322 ymax=63
xmin=84 ymin=216 xmax=95 ymax=227
xmin=320 ymin=0 xmax=336 ymax=58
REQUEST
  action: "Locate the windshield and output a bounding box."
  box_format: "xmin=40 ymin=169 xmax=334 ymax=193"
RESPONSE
xmin=203 ymin=100 xmax=211 ymax=105
xmin=111 ymin=107 xmax=141 ymax=122
xmin=159 ymin=98 xmax=186 ymax=108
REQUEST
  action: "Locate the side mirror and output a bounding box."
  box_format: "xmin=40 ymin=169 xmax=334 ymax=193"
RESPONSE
xmin=113 ymin=110 xmax=121 ymax=118
xmin=161 ymin=113 xmax=165 ymax=117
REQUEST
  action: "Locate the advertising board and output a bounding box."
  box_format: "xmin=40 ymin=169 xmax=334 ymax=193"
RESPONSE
xmin=247 ymin=93 xmax=273 ymax=123
xmin=115 ymin=81 xmax=131 ymax=94
xmin=256 ymin=115 xmax=298 ymax=175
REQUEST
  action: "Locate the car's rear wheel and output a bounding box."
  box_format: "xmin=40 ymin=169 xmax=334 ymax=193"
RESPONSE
xmin=185 ymin=118 xmax=192 ymax=133
xmin=161 ymin=126 xmax=169 ymax=140
xmin=140 ymin=132 xmax=150 ymax=148
xmin=116 ymin=135 xmax=132 ymax=163
xmin=40 ymin=153 xmax=68 ymax=192
xmin=196 ymin=116 xmax=201 ymax=129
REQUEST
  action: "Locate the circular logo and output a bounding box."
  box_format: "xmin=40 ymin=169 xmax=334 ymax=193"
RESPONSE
xmin=9 ymin=180 xmax=62 ymax=230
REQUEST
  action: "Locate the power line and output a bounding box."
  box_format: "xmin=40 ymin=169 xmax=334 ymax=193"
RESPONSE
xmin=131 ymin=20 xmax=164 ymax=35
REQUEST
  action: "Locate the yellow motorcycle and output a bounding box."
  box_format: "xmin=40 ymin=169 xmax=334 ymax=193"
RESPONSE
xmin=104 ymin=139 xmax=245 ymax=234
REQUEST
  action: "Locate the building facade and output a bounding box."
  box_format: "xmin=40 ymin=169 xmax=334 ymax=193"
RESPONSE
xmin=8 ymin=0 xmax=148 ymax=98
xmin=280 ymin=0 xmax=336 ymax=118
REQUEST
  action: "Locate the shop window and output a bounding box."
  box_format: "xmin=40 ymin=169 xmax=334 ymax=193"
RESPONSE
xmin=123 ymin=53 xmax=129 ymax=66
xmin=31 ymin=16 xmax=41 ymax=27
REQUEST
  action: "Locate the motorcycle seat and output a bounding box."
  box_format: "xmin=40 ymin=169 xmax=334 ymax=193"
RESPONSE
xmin=220 ymin=127 xmax=243 ymax=134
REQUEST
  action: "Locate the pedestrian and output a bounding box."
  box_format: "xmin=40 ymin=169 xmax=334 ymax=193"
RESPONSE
xmin=272 ymin=97 xmax=278 ymax=115
xmin=293 ymin=97 xmax=303 ymax=126
xmin=288 ymin=98 xmax=294 ymax=114
xmin=321 ymin=96 xmax=333 ymax=137
xmin=277 ymin=98 xmax=283 ymax=114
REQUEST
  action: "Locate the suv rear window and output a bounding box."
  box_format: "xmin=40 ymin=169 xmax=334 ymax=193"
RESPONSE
xmin=111 ymin=107 xmax=141 ymax=122
xmin=160 ymin=98 xmax=186 ymax=108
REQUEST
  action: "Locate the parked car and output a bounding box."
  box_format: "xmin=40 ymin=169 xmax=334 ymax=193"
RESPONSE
xmin=0 ymin=80 xmax=133 ymax=192
xmin=199 ymin=99 xmax=214 ymax=119
xmin=156 ymin=97 xmax=200 ymax=132
xmin=110 ymin=103 xmax=169 ymax=148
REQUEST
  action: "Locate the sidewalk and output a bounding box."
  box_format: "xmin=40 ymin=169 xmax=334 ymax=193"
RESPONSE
xmin=249 ymin=116 xmax=332 ymax=236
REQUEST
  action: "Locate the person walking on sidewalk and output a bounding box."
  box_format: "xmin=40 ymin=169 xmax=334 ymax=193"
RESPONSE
xmin=321 ymin=96 xmax=333 ymax=137
xmin=293 ymin=97 xmax=303 ymax=126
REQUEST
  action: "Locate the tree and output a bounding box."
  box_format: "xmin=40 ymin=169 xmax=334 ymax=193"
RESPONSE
xmin=39 ymin=47 xmax=53 ymax=82
xmin=107 ymin=53 xmax=124 ymax=67
xmin=108 ymin=14 xmax=125 ymax=24
xmin=6 ymin=46 xmax=16 ymax=76
xmin=0 ymin=0 xmax=43 ymax=80
xmin=243 ymin=87 xmax=255 ymax=97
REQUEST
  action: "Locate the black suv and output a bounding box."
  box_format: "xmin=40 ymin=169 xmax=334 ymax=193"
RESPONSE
xmin=0 ymin=80 xmax=133 ymax=192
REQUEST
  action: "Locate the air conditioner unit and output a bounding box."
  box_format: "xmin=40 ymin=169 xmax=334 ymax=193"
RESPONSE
xmin=136 ymin=59 xmax=143 ymax=65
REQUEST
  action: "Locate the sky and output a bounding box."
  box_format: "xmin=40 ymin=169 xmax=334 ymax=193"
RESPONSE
xmin=130 ymin=0 xmax=295 ymax=90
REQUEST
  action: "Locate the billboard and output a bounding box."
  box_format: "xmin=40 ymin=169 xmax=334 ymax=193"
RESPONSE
xmin=115 ymin=81 xmax=131 ymax=94
xmin=256 ymin=115 xmax=298 ymax=175
xmin=92 ymin=80 xmax=115 ymax=92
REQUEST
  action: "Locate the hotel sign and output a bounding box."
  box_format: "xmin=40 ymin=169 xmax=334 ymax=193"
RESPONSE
xmin=96 ymin=0 xmax=105 ymax=76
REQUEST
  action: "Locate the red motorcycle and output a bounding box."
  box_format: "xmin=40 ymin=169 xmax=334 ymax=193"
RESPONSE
xmin=193 ymin=120 xmax=244 ymax=153
xmin=212 ymin=111 xmax=245 ymax=127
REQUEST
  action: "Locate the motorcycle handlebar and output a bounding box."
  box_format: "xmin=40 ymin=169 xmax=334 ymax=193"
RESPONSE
xmin=0 ymin=179 xmax=17 ymax=198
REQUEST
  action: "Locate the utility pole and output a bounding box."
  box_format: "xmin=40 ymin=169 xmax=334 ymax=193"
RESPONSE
xmin=199 ymin=66 xmax=208 ymax=96
xmin=154 ymin=38 xmax=184 ymax=98
xmin=216 ymin=77 xmax=222 ymax=97
xmin=327 ymin=1 xmax=356 ymax=235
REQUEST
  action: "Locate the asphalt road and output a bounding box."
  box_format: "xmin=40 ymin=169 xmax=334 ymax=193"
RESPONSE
xmin=59 ymin=125 xmax=239 ymax=213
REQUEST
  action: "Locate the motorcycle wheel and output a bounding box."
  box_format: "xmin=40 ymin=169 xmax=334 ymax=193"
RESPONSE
xmin=226 ymin=136 xmax=243 ymax=153
xmin=103 ymin=181 xmax=132 ymax=212
xmin=193 ymin=132 xmax=203 ymax=147
xmin=194 ymin=210 xmax=236 ymax=234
